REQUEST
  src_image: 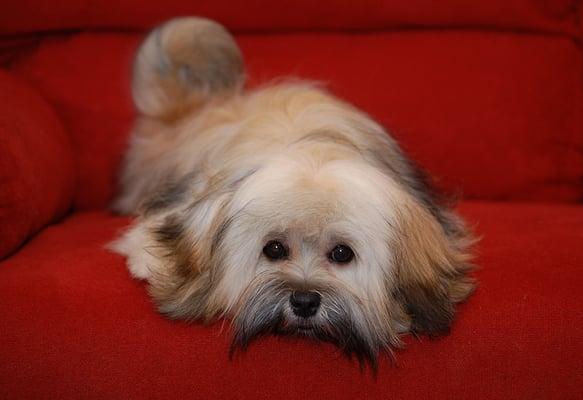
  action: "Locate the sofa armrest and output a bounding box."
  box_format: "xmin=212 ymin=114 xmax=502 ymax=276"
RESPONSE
xmin=0 ymin=69 xmax=75 ymax=259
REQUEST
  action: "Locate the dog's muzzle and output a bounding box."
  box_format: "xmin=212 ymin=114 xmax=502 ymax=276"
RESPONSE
xmin=290 ymin=291 xmax=321 ymax=318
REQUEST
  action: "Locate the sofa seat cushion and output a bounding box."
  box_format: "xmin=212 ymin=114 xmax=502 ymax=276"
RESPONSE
xmin=0 ymin=201 xmax=581 ymax=399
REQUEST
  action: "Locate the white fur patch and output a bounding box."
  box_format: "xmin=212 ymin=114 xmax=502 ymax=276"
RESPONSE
xmin=109 ymin=222 xmax=160 ymax=280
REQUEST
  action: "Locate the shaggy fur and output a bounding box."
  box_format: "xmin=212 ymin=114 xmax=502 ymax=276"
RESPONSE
xmin=111 ymin=17 xmax=475 ymax=368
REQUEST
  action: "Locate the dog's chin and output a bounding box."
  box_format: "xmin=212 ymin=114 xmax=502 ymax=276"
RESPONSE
xmin=229 ymin=278 xmax=381 ymax=369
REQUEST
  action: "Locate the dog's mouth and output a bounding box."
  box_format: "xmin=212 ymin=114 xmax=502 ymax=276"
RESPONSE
xmin=296 ymin=323 xmax=315 ymax=332
xmin=279 ymin=316 xmax=317 ymax=333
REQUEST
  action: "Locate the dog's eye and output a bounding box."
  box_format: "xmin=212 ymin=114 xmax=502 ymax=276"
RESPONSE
xmin=263 ymin=241 xmax=288 ymax=260
xmin=328 ymin=244 xmax=354 ymax=264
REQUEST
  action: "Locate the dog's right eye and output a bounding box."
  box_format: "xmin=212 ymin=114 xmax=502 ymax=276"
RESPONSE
xmin=263 ymin=241 xmax=288 ymax=261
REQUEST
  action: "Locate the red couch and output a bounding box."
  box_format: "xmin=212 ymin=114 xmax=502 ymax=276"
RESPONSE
xmin=1 ymin=1 xmax=582 ymax=398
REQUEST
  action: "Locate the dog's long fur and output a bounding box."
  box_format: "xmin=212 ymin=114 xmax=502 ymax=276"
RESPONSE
xmin=111 ymin=17 xmax=475 ymax=368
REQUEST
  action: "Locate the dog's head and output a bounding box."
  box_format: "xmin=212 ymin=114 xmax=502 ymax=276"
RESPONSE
xmin=121 ymin=93 xmax=474 ymax=369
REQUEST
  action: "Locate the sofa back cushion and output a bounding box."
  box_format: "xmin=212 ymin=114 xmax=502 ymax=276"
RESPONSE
xmin=2 ymin=1 xmax=582 ymax=209
xmin=0 ymin=0 xmax=579 ymax=35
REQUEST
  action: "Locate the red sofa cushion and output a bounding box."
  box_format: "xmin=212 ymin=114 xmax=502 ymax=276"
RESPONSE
xmin=0 ymin=70 xmax=75 ymax=259
xmin=9 ymin=31 xmax=583 ymax=209
xmin=0 ymin=202 xmax=581 ymax=399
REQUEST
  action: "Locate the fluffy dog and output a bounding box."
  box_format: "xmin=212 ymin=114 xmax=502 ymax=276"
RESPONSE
xmin=111 ymin=17 xmax=475 ymax=367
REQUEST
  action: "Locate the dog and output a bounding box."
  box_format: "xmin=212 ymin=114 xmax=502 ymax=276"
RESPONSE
xmin=111 ymin=17 xmax=475 ymax=368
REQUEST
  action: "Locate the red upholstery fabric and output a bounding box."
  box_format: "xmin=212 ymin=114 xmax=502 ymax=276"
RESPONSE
xmin=9 ymin=32 xmax=583 ymax=209
xmin=0 ymin=0 xmax=579 ymax=35
xmin=0 ymin=70 xmax=75 ymax=258
xmin=0 ymin=202 xmax=581 ymax=399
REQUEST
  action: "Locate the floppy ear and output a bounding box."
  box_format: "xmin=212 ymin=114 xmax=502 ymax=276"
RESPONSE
xmin=393 ymin=201 xmax=475 ymax=334
xmin=111 ymin=177 xmax=235 ymax=321
xmin=356 ymin=125 xmax=476 ymax=333
xmin=132 ymin=16 xmax=244 ymax=120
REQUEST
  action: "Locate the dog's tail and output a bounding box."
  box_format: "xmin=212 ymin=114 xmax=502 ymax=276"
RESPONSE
xmin=132 ymin=17 xmax=245 ymax=121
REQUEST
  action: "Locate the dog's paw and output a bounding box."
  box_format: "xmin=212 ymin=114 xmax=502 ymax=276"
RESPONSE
xmin=108 ymin=221 xmax=160 ymax=280
xmin=133 ymin=17 xmax=245 ymax=119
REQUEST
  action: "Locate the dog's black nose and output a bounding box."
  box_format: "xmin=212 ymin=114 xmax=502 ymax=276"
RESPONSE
xmin=290 ymin=291 xmax=321 ymax=318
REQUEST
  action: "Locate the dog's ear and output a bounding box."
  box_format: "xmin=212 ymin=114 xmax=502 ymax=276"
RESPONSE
xmin=132 ymin=17 xmax=244 ymax=120
xmin=147 ymin=194 xmax=229 ymax=321
xmin=393 ymin=202 xmax=475 ymax=334
xmin=112 ymin=170 xmax=248 ymax=321
xmin=358 ymin=129 xmax=476 ymax=333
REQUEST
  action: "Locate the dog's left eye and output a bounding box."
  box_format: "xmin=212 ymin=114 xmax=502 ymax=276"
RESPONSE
xmin=328 ymin=244 xmax=354 ymax=264
xmin=263 ymin=241 xmax=288 ymax=261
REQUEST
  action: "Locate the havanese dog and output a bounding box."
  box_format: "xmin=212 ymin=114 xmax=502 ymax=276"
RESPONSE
xmin=111 ymin=17 xmax=476 ymax=368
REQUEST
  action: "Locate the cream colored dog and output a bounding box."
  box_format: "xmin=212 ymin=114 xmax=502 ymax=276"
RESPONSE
xmin=112 ymin=17 xmax=475 ymax=367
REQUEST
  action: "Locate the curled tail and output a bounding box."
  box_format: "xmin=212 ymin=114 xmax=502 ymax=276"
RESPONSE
xmin=132 ymin=17 xmax=245 ymax=120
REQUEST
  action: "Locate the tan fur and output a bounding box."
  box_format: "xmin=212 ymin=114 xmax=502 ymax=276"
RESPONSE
xmin=132 ymin=17 xmax=243 ymax=121
xmin=111 ymin=17 xmax=475 ymax=364
xmin=391 ymin=199 xmax=475 ymax=332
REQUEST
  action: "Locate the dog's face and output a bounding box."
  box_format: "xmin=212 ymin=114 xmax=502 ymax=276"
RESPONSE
xmin=217 ymin=156 xmax=404 ymax=363
xmin=112 ymin=17 xmax=475 ymax=368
